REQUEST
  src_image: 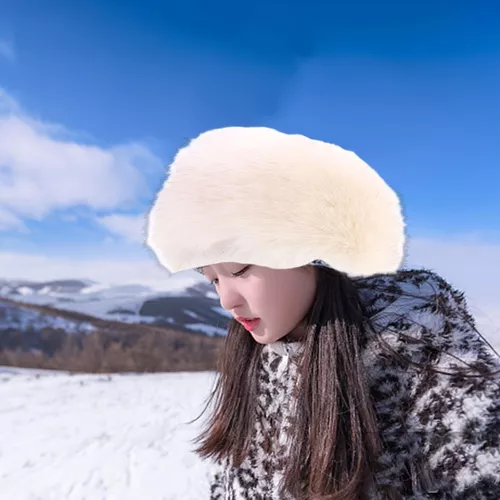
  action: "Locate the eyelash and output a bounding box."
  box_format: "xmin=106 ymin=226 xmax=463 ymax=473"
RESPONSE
xmin=210 ymin=265 xmax=251 ymax=286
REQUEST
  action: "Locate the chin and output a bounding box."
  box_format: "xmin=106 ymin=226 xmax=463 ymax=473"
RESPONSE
xmin=250 ymin=332 xmax=278 ymax=345
xmin=251 ymin=336 xmax=268 ymax=345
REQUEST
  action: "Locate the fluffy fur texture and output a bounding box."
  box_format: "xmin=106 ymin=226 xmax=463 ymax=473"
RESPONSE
xmin=146 ymin=127 xmax=407 ymax=278
xmin=208 ymin=269 xmax=500 ymax=499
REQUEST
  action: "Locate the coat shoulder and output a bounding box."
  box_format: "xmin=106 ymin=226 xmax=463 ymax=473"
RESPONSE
xmin=355 ymin=269 xmax=500 ymax=498
xmin=355 ymin=268 xmax=493 ymax=353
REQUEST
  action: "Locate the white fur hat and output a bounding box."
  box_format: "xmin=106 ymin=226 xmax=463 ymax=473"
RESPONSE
xmin=146 ymin=126 xmax=407 ymax=277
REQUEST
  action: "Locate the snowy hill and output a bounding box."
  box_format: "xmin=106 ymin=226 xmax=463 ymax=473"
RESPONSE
xmin=0 ymin=275 xmax=231 ymax=372
xmin=0 ymin=299 xmax=96 ymax=336
xmin=0 ymin=367 xmax=216 ymax=499
xmin=0 ymin=276 xmax=231 ymax=337
xmin=0 ymin=278 xmax=97 ymax=295
xmin=0 ymin=297 xmax=224 ymax=372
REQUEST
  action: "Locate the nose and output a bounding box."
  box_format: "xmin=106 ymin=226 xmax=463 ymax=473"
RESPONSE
xmin=217 ymin=281 xmax=244 ymax=313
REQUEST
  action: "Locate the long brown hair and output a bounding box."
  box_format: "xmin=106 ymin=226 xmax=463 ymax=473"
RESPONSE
xmin=190 ymin=266 xmax=383 ymax=499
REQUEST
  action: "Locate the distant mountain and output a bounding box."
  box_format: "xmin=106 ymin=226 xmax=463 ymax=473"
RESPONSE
xmin=0 ymin=296 xmax=224 ymax=373
xmin=0 ymin=298 xmax=97 ymax=355
xmin=0 ymin=277 xmax=231 ymax=337
xmin=0 ymin=278 xmax=97 ymax=295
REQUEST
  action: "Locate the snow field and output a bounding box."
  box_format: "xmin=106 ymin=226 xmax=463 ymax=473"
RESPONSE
xmin=0 ymin=369 xmax=218 ymax=500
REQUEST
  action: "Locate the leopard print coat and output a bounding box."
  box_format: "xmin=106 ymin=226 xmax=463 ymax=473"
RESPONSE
xmin=208 ymin=268 xmax=500 ymax=499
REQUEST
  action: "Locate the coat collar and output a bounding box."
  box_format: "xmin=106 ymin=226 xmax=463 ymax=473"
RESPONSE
xmin=266 ymin=339 xmax=304 ymax=357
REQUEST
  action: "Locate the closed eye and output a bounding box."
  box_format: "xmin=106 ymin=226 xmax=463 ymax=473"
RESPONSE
xmin=231 ymin=265 xmax=251 ymax=277
xmin=210 ymin=265 xmax=251 ymax=286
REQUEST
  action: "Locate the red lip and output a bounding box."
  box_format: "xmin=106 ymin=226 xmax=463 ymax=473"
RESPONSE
xmin=236 ymin=317 xmax=261 ymax=331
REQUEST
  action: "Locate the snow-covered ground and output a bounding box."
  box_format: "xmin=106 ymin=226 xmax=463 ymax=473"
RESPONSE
xmin=0 ymin=368 xmax=217 ymax=500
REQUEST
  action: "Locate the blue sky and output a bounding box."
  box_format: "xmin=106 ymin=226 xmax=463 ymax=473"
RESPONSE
xmin=0 ymin=0 xmax=499 ymax=324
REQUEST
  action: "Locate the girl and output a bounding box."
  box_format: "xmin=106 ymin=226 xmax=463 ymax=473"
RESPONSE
xmin=146 ymin=127 xmax=500 ymax=499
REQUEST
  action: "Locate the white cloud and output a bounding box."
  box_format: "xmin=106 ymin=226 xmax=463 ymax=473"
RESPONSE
xmin=0 ymin=89 xmax=19 ymax=113
xmin=0 ymin=39 xmax=15 ymax=61
xmin=0 ymin=89 xmax=163 ymax=231
xmin=0 ymin=207 xmax=27 ymax=231
xmin=96 ymin=214 xmax=147 ymax=244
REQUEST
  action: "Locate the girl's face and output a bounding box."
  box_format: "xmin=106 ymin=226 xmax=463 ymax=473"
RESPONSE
xmin=201 ymin=263 xmax=317 ymax=344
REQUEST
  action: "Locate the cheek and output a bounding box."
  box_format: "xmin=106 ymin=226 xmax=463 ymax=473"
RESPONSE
xmin=244 ymin=282 xmax=283 ymax=325
xmin=281 ymin=275 xmax=315 ymax=322
xmin=251 ymin=287 xmax=279 ymax=318
xmin=260 ymin=277 xmax=313 ymax=328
